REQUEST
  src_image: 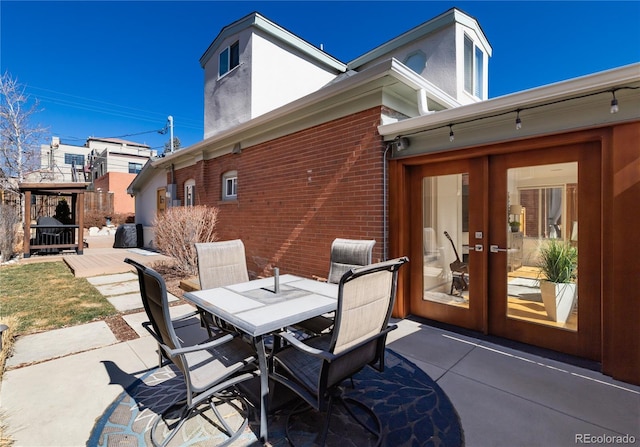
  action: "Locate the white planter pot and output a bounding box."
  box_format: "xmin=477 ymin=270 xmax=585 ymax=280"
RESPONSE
xmin=540 ymin=281 xmax=577 ymax=323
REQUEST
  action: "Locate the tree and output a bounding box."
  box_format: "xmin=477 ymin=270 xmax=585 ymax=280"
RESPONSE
xmin=0 ymin=72 xmax=48 ymax=191
xmin=163 ymin=136 xmax=181 ymax=154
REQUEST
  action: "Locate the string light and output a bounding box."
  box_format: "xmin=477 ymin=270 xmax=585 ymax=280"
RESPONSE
xmin=610 ymin=90 xmax=619 ymax=113
xmin=391 ymin=86 xmax=638 ymax=144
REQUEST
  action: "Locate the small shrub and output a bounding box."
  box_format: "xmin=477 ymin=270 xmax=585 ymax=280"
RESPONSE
xmin=153 ymin=206 xmax=219 ymax=276
xmin=0 ymin=204 xmax=20 ymax=262
xmin=83 ymin=210 xmax=133 ymax=229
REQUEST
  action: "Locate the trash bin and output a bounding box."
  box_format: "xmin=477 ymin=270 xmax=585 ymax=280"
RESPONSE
xmin=113 ymin=224 xmax=143 ymax=248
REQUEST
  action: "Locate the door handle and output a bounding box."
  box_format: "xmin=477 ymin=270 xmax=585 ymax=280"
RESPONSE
xmin=468 ymin=244 xmax=483 ymax=252
xmin=490 ymin=245 xmax=508 ymax=253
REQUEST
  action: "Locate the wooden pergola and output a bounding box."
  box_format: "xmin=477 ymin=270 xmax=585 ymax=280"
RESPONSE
xmin=19 ymin=182 xmax=89 ymax=257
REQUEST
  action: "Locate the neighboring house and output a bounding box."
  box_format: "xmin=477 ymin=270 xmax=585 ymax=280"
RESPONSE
xmin=87 ymin=137 xmax=154 ymax=180
xmin=36 ymin=136 xmax=92 ymax=183
xmin=36 ymin=136 xmax=156 ymax=214
xmin=128 ymin=8 xmax=640 ymax=384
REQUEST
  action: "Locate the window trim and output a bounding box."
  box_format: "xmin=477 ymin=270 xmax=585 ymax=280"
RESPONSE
xmin=404 ymin=50 xmax=427 ymax=75
xmin=128 ymin=162 xmax=143 ymax=174
xmin=463 ymin=33 xmax=484 ymax=99
xmin=64 ymin=153 xmax=85 ymax=166
xmin=222 ymin=171 xmax=237 ymax=201
xmin=218 ymin=41 xmax=240 ymax=78
xmin=184 ymin=179 xmax=196 ymax=207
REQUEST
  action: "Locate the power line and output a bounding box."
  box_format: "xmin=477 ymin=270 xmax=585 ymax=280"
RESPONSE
xmin=26 ymin=85 xmax=202 ymax=130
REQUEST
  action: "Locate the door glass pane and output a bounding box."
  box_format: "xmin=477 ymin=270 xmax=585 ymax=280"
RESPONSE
xmin=422 ymin=173 xmax=470 ymax=307
xmin=506 ymin=162 xmax=578 ymax=331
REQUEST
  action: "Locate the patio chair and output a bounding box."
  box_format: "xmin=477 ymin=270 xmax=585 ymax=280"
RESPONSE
xmin=270 ymin=256 xmax=408 ymax=447
xmin=195 ymin=240 xmax=249 ymax=334
xmin=124 ymin=258 xmax=259 ymax=447
xmin=297 ymin=238 xmax=376 ymax=335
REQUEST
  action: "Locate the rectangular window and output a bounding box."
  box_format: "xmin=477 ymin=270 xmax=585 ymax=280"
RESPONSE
xmin=185 ymin=183 xmax=195 ymax=207
xmin=64 ymin=153 xmax=85 ymax=166
xmin=463 ymin=34 xmax=484 ymax=99
xmin=225 ymin=177 xmax=237 ymax=198
xmin=474 ymin=47 xmax=484 ymax=98
xmin=464 ymin=35 xmax=473 ymax=94
xmin=219 ymin=41 xmax=240 ymax=77
xmin=128 ymin=162 xmax=142 ymax=174
xmin=222 ymin=171 xmax=237 ymax=200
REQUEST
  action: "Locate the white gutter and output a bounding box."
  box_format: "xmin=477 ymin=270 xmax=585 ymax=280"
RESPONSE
xmin=378 ymin=63 xmax=640 ymax=139
xmin=155 ymin=58 xmax=457 ymax=169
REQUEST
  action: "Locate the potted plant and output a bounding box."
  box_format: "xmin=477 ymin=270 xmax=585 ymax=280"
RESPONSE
xmin=509 ymin=220 xmax=521 ymax=232
xmin=538 ymin=239 xmax=578 ymax=323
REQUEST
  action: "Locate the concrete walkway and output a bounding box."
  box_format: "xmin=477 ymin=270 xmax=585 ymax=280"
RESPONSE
xmin=1 ymin=251 xmax=638 ymax=446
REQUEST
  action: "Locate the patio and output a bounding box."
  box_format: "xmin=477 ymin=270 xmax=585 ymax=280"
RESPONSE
xmin=1 ymin=242 xmax=638 ymax=446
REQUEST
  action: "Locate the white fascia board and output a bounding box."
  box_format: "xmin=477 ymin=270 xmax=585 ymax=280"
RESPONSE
xmin=378 ymin=63 xmax=640 ymax=139
xmin=454 ymin=9 xmax=492 ymax=56
xmin=155 ymin=58 xmax=441 ymax=169
xmin=389 ymin=59 xmax=461 ymax=109
xmin=200 ymin=12 xmax=346 ymax=72
xmin=348 ymin=7 xmax=491 ymax=69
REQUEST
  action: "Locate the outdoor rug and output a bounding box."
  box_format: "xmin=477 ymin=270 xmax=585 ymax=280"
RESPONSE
xmin=88 ymin=349 xmax=463 ymax=446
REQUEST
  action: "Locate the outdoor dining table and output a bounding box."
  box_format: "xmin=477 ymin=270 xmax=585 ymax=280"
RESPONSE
xmin=182 ymin=273 xmax=338 ymax=444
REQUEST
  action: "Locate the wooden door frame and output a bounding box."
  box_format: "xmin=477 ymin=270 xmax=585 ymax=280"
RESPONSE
xmin=405 ymin=158 xmax=488 ymax=332
xmin=389 ymin=129 xmax=606 ymax=355
xmin=487 ymin=142 xmax=602 ymax=360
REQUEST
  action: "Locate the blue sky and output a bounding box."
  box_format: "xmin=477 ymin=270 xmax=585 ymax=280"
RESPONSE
xmin=2 ymin=1 xmax=639 ymax=151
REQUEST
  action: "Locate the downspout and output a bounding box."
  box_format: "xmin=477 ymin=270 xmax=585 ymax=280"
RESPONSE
xmin=383 ymin=89 xmax=431 ymax=259
xmin=417 ymin=88 xmax=434 ymax=116
xmin=382 ymin=143 xmax=391 ymax=261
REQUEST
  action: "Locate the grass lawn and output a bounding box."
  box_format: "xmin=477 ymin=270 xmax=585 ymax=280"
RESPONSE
xmin=0 ymin=261 xmax=118 ymax=335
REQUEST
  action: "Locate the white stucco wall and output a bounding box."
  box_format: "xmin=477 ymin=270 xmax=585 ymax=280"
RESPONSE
xmin=133 ymin=168 xmax=167 ymax=247
xmin=203 ymin=28 xmax=253 ymax=139
xmin=250 ymin=31 xmax=338 ymax=118
xmin=202 ymin=26 xmax=339 ymax=139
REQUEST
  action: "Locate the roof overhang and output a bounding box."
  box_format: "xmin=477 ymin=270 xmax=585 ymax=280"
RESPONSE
xmin=199 ymin=12 xmax=346 ymax=72
xmin=349 ymin=7 xmax=492 ymax=70
xmin=154 ymin=58 xmax=460 ymax=170
xmin=379 ymin=63 xmax=640 ymax=155
xmin=18 ymin=182 xmax=90 ymax=195
xmin=127 ymin=159 xmax=156 ymax=195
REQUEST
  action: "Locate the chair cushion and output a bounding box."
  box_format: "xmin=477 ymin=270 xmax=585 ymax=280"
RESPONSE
xmin=186 ymin=336 xmax=257 ymax=392
xmin=274 ymin=336 xmax=331 ymax=393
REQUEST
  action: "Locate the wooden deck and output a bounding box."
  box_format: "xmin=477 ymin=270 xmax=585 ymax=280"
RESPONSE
xmin=18 ymin=235 xmax=173 ymax=278
xmin=63 ymin=248 xmax=173 ymax=278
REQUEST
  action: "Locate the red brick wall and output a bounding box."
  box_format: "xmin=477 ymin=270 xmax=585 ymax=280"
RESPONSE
xmin=172 ymin=107 xmax=386 ymax=279
xmin=94 ymin=172 xmax=136 ymax=215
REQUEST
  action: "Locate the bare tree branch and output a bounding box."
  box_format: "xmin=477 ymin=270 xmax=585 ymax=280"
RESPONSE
xmin=0 ymin=71 xmax=48 ymax=190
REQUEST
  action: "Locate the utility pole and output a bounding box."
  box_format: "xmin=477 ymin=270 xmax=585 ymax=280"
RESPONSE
xmin=168 ymin=115 xmax=174 ymax=153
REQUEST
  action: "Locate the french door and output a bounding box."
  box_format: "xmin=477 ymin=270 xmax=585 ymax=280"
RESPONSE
xmin=408 ymin=143 xmax=601 ymax=360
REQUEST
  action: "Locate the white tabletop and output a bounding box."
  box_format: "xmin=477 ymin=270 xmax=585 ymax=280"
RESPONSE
xmin=183 ymin=274 xmax=338 ymax=337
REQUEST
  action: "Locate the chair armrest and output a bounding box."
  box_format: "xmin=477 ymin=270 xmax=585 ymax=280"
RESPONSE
xmin=274 ymin=331 xmax=335 ymax=361
xmin=142 ymin=320 xmax=240 ymax=358
xmin=276 ymin=323 xmax=398 ymax=363
xmin=164 ymin=333 xmax=240 ymax=357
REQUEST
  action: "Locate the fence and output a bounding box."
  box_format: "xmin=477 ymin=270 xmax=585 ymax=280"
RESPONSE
xmin=1 ymin=188 xmax=114 ymax=222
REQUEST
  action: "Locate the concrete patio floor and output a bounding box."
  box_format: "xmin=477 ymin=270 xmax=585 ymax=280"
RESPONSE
xmin=1 ymin=241 xmax=638 ymax=446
